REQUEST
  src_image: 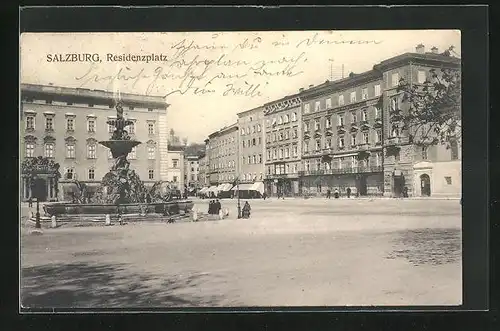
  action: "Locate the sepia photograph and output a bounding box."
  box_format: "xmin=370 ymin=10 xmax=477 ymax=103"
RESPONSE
xmin=19 ymin=29 xmax=463 ymax=309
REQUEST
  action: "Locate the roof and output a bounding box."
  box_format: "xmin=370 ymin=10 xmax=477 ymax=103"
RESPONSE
xmin=21 ymin=83 xmax=169 ymax=109
xmin=237 ymin=105 xmax=264 ymax=117
xmin=208 ymin=122 xmax=238 ymax=138
xmin=300 ymin=52 xmax=461 ymax=100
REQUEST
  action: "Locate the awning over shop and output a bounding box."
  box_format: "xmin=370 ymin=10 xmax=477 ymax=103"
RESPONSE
xmin=199 ymin=187 xmax=208 ymax=194
xmin=250 ymin=181 xmax=265 ymax=194
xmin=218 ymin=183 xmax=234 ymax=191
xmin=207 ymin=185 xmax=219 ymax=193
xmin=231 ymin=183 xmax=254 ymax=191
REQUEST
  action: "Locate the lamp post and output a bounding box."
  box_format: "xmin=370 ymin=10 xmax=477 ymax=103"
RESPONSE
xmin=30 ymin=175 xmax=41 ymax=229
xmin=236 ymin=177 xmax=241 ymax=219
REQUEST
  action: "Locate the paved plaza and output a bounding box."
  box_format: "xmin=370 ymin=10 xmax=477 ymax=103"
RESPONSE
xmin=20 ymin=198 xmax=462 ymax=308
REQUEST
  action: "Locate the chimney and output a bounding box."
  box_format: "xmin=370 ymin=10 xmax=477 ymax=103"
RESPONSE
xmin=431 ymin=46 xmax=439 ymax=54
xmin=416 ymin=44 xmax=425 ymax=54
xmin=299 ymin=88 xmax=304 ymax=92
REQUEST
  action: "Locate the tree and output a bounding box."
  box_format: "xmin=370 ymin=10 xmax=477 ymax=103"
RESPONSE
xmin=396 ymin=46 xmax=461 ymax=147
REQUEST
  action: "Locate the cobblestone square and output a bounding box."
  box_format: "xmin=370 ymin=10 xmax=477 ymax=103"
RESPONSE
xmin=21 ymin=198 xmax=462 ymax=308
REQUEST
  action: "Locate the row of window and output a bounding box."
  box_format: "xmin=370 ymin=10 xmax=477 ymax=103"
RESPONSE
xmin=210 ymin=148 xmax=236 ymax=158
xmin=242 ymin=137 xmax=262 ymax=148
xmin=218 ymin=174 xmax=236 ymax=182
xmin=211 ymin=136 xmax=236 ymax=149
xmin=304 ymin=130 xmax=383 ymax=152
xmin=304 ymin=106 xmax=382 ymax=131
xmin=266 ymin=145 xmax=299 ymax=161
xmin=242 ymin=173 xmax=264 ymax=181
xmin=212 ymin=160 xmax=236 ymax=170
xmin=64 ymin=168 xmax=155 ymax=180
xmin=25 ymin=115 xmax=156 ymax=135
xmin=265 ymin=112 xmax=298 ymax=127
xmin=301 ymin=71 xmax=425 ymax=114
xmin=241 ymin=154 xmax=263 ymax=165
xmin=267 ymin=163 xmax=299 ymax=175
xmin=267 ymin=128 xmax=299 ymax=143
xmin=240 ymin=124 xmax=262 ymax=136
xmin=304 ymin=154 xmax=383 ymax=171
xmin=25 ymin=142 xmax=156 ymax=160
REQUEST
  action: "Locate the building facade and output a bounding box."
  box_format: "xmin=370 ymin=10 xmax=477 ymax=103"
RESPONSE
xmin=374 ymin=44 xmax=461 ymax=197
xmin=237 ymin=106 xmax=266 ymax=184
xmin=263 ymin=95 xmax=303 ymax=197
xmin=184 ymin=154 xmax=200 ymax=189
xmin=298 ymin=44 xmax=461 ymax=197
xmin=165 ymin=145 xmax=185 ymax=189
xmin=20 ymin=83 xmax=167 ymax=201
xmin=207 ymin=123 xmax=239 ymax=186
xmin=299 ymin=71 xmax=385 ymax=197
xmin=197 ymin=152 xmax=209 ymax=188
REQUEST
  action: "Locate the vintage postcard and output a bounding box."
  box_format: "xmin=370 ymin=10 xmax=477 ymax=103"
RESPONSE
xmin=20 ymin=30 xmax=462 ymax=309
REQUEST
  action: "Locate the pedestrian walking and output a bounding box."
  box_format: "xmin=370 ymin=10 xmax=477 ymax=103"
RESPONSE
xmin=403 ymin=186 xmax=409 ymax=198
xmin=242 ymin=201 xmax=251 ymax=219
xmin=326 ymin=189 xmax=331 ymax=199
xmin=215 ymin=199 xmax=222 ymax=214
xmin=208 ymin=200 xmax=214 ymax=214
xmin=28 ymin=196 xmax=33 ymax=208
xmin=334 ymin=188 xmax=340 ymax=199
xmin=346 ymin=187 xmax=352 ymax=199
xmin=262 ymin=192 xmax=267 ymax=200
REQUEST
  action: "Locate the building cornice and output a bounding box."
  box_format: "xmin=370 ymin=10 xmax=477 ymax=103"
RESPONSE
xmin=21 ymin=83 xmax=168 ymax=110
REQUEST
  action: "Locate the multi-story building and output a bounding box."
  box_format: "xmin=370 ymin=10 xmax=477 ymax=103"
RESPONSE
xmin=263 ymin=95 xmax=303 ymax=197
xmin=165 ymin=144 xmax=184 ymax=190
xmin=20 ymin=83 xmax=167 ymax=201
xmin=236 ymin=106 xmax=266 ymax=194
xmin=184 ymin=154 xmax=200 ymax=190
xmin=197 ymin=152 xmax=209 ymax=188
xmin=207 ymin=123 xmax=239 ymax=191
xmin=298 ymin=44 xmax=461 ymax=197
xmin=374 ymin=44 xmax=461 ymax=197
xmin=299 ymin=71 xmax=385 ymax=196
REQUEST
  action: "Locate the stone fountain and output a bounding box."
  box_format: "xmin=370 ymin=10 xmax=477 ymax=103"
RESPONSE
xmin=43 ymin=102 xmax=194 ymax=218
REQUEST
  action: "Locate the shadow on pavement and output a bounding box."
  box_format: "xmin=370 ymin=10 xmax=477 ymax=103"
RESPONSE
xmin=386 ymin=228 xmax=462 ymax=266
xmin=21 ymin=261 xmax=224 ymax=308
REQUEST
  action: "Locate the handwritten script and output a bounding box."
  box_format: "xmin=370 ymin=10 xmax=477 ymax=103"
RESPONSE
xmin=74 ymin=33 xmax=383 ymax=97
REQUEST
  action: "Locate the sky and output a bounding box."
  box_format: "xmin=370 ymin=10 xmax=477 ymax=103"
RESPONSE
xmin=20 ymin=30 xmax=461 ymax=143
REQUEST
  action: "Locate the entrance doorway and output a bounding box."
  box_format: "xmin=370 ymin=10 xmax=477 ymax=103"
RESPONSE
xmin=357 ymin=176 xmax=368 ymax=196
xmin=33 ymin=177 xmax=48 ymax=202
xmin=393 ymin=176 xmax=404 ymax=198
xmin=420 ymin=174 xmax=431 ymax=196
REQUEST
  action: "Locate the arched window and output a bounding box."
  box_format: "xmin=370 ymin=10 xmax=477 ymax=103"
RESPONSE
xmin=44 ymin=143 xmax=55 ymax=158
xmin=147 ymin=140 xmax=156 ymax=159
xmin=86 ymin=138 xmax=97 ymax=159
xmin=278 ymin=116 xmax=283 ymax=125
xmin=25 ymin=142 xmax=35 ymax=158
xmin=291 ymin=112 xmax=297 ymax=122
xmin=284 ymin=114 xmax=290 ymax=123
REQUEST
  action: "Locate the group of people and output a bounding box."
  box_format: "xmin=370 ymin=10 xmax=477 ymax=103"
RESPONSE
xmin=326 ymin=188 xmax=350 ymax=199
xmin=208 ymin=199 xmax=222 ymax=215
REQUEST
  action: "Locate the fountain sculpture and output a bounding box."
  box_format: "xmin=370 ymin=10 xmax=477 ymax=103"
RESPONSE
xmin=99 ymin=102 xmax=144 ymax=204
xmin=43 ymin=101 xmax=193 ymax=218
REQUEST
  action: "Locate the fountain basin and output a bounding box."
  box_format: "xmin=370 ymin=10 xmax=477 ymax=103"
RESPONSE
xmin=99 ymin=140 xmax=142 ymax=158
xmin=43 ymin=201 xmax=194 ymax=217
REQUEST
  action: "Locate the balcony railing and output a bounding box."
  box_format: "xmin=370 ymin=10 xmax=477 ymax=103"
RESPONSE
xmin=300 ymin=166 xmax=383 ymax=176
